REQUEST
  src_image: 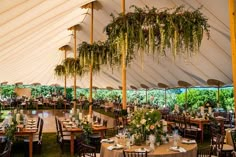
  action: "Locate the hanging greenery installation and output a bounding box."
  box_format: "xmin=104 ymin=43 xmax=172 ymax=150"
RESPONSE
xmin=105 ymin=5 xmax=210 ymax=59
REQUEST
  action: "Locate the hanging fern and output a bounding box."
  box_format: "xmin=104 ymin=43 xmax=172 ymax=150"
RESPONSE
xmin=55 ymin=5 xmax=210 ymax=79
xmin=54 ymin=65 xmax=66 ymax=77
xmin=104 ymin=5 xmax=210 ymax=61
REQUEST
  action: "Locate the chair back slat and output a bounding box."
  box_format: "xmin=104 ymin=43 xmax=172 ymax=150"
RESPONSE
xmin=81 ymin=143 xmax=96 ymax=157
xmin=123 ymin=150 xmax=148 ymax=157
xmin=197 ymin=148 xmax=210 ymax=157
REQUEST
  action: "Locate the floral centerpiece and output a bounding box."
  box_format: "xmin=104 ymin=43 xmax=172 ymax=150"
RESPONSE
xmin=129 ymin=108 xmax=163 ymax=145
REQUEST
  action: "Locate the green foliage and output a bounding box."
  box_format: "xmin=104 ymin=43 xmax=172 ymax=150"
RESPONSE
xmin=54 ymin=65 xmax=65 ymax=77
xmin=176 ymin=87 xmax=234 ymax=110
xmin=0 ymin=85 xmax=15 ymax=97
xmin=5 ymin=117 xmax=17 ymax=141
xmin=81 ymin=121 xmax=92 ymax=144
xmin=105 ymin=5 xmax=210 ymax=60
xmin=78 ymin=41 xmax=121 ymax=73
xmin=0 ymin=85 xmax=234 ymax=111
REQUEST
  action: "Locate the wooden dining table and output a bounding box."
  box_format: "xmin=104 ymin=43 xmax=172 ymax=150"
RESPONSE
xmin=58 ymin=117 xmax=108 ymax=156
xmin=190 ymin=117 xmax=225 ymax=143
xmin=0 ymin=126 xmax=37 ymax=157
xmin=100 ymin=136 xmax=197 ymax=157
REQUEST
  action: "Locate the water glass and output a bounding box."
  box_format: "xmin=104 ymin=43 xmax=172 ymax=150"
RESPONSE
xmin=114 ymin=137 xmax=118 ymax=145
xmin=126 ymin=139 xmax=131 ymax=149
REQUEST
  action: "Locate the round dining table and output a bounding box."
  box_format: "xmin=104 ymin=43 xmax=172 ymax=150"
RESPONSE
xmin=100 ymin=137 xmax=197 ymax=157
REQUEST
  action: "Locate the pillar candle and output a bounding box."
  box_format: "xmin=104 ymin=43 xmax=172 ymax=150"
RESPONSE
xmin=200 ymin=106 xmax=204 ymax=113
xmin=127 ymin=107 xmax=130 ymax=113
xmin=79 ymin=112 xmax=83 ymax=120
xmin=162 ymin=120 xmax=168 ymax=132
xmin=208 ymin=107 xmax=212 ymax=114
xmin=16 ymin=113 xmax=20 ymax=123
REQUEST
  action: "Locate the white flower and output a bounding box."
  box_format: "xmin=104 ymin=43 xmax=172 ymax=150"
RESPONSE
xmin=136 ymin=124 xmax=140 ymax=128
xmin=141 ymin=119 xmax=146 ymax=124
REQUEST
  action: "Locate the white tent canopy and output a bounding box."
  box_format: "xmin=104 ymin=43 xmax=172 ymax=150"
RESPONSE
xmin=0 ymin=0 xmax=233 ymax=89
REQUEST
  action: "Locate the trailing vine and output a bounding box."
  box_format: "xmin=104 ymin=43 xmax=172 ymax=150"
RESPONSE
xmin=55 ymin=5 xmax=210 ymax=77
xmin=105 ymin=5 xmax=210 ymax=59
xmin=54 ymin=58 xmax=83 ymax=77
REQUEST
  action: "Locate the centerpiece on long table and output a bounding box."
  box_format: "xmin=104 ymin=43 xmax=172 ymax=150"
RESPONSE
xmin=128 ymin=108 xmax=166 ymax=146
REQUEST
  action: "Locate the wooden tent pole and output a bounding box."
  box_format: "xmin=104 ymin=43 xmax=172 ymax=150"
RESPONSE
xmin=185 ymin=88 xmax=188 ymax=109
xmin=121 ymin=0 xmax=127 ymax=109
xmin=164 ymin=89 xmax=167 ymax=105
xmin=89 ymin=2 xmax=94 ymax=116
xmin=229 ymin=0 xmax=236 ymax=123
xmin=217 ymin=86 xmax=220 ymax=103
xmin=64 ymin=49 xmax=67 ymax=98
xmin=146 ymin=89 xmax=148 ymax=104
xmin=73 ymin=27 xmax=77 ymax=110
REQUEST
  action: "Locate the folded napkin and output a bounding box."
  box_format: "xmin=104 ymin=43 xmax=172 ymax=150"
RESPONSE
xmin=135 ymin=148 xmax=150 ymax=152
xmin=101 ymin=139 xmax=114 ymax=143
xmin=28 ymin=123 xmax=36 ymax=125
xmin=93 ymin=124 xmax=103 ymax=127
xmin=26 ymin=127 xmax=37 ymax=130
xmin=28 ymin=119 xmax=36 ymax=122
xmin=170 ymin=146 xmax=187 ymax=152
xmin=182 ymin=139 xmax=196 ymax=144
xmin=107 ymin=144 xmax=123 ymax=150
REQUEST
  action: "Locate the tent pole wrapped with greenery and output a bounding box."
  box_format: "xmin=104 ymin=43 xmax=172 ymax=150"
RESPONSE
xmin=105 ymin=5 xmax=210 ymax=59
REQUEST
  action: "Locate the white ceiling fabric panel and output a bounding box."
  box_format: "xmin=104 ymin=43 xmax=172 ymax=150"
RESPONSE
xmin=0 ymin=0 xmax=233 ymax=89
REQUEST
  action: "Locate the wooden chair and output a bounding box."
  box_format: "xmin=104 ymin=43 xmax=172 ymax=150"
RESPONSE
xmin=184 ymin=116 xmax=201 ymax=141
xmin=210 ymin=134 xmax=233 ymax=157
xmin=197 ymin=148 xmax=212 ymax=157
xmin=80 ymin=143 xmax=97 ymax=157
xmin=224 ymin=112 xmax=234 ymax=129
xmin=123 ymin=150 xmax=148 ymax=157
xmin=209 ymin=122 xmax=220 ymax=145
xmin=231 ymin=129 xmax=236 ymax=151
xmin=58 ymin=118 xmax=75 ymax=154
xmin=232 ymin=151 xmax=236 ymax=157
xmin=75 ymin=133 xmax=86 ymax=157
xmin=55 ymin=116 xmax=71 ymax=143
xmin=0 ymin=140 xmax=12 ymax=157
xmin=24 ymin=119 xmax=44 ymax=154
